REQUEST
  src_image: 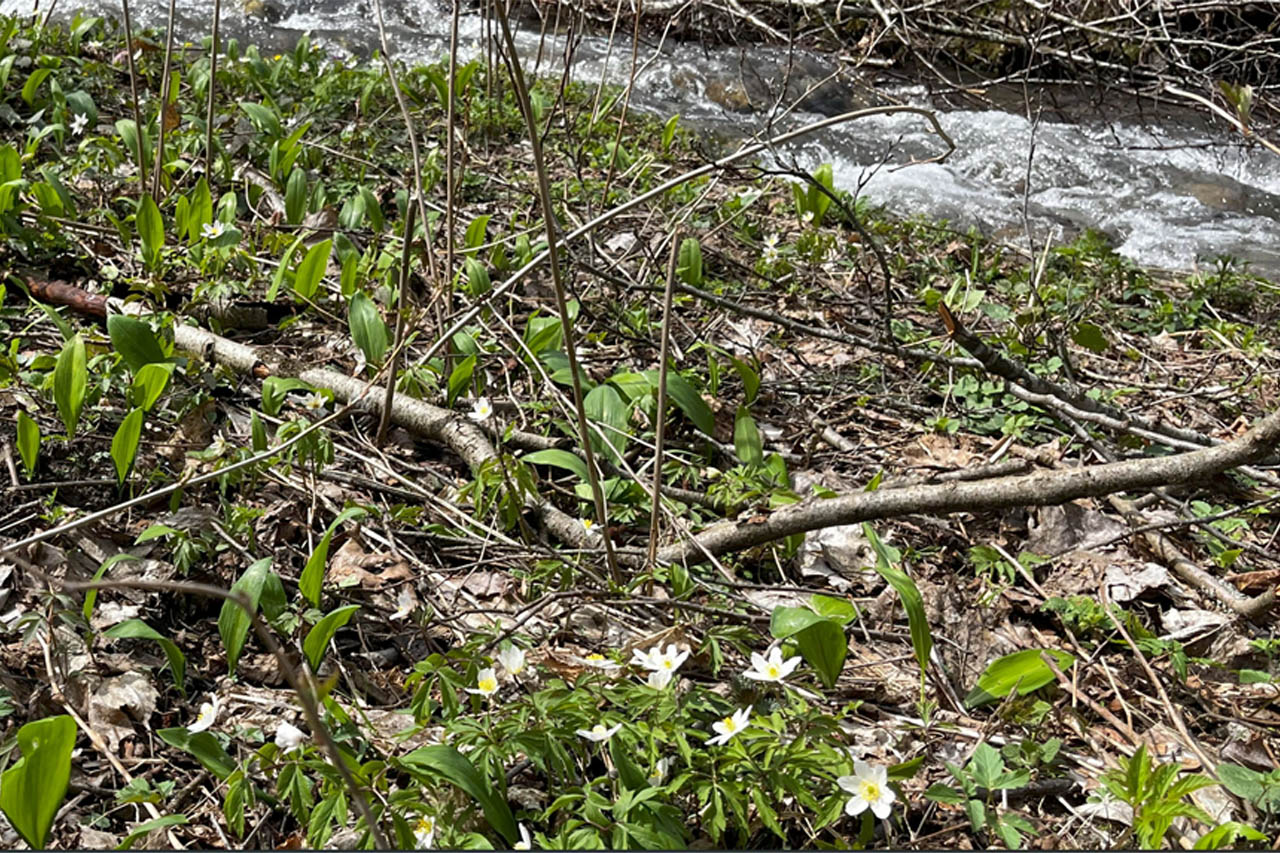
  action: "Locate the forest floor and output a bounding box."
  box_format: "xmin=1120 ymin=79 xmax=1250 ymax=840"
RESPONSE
xmin=1 ymin=10 xmax=1280 ymax=851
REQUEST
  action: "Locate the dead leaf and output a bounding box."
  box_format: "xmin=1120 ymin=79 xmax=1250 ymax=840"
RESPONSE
xmin=87 ymin=671 xmax=158 ymax=751
xmin=329 ymin=539 xmax=412 ymax=589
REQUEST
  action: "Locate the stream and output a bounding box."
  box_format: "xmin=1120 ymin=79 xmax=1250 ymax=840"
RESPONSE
xmin=8 ymin=0 xmax=1280 ymax=279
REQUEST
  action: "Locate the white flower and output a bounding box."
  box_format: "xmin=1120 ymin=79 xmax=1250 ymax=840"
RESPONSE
xmin=762 ymin=233 xmax=781 ymax=265
xmin=800 ymin=210 xmax=814 ymax=225
xmin=468 ymin=396 xmax=493 ymax=421
xmin=300 ymin=391 xmax=327 ymax=411
xmin=413 ymin=815 xmax=435 ymax=848
xmin=743 ymin=647 xmax=801 ymax=683
xmin=647 ymin=757 xmax=671 ymax=787
xmin=206 ymin=432 xmax=230 ymax=457
xmin=631 ymin=643 xmax=689 ymax=675
xmin=576 ymin=722 xmax=623 ymax=743
xmin=707 ymin=706 xmax=751 ymax=746
xmin=200 ymin=220 xmax=225 ymax=240
xmin=467 ymin=667 xmax=499 ymax=698
xmin=646 ymin=669 xmax=673 ymax=690
xmin=187 ymin=693 xmax=220 ymax=733
xmin=497 ymin=644 xmax=526 ymax=676
xmin=69 ymin=112 xmax=88 ymax=135
xmin=390 ymin=587 xmax=414 ymax=620
xmin=274 ymin=721 xmax=306 ymax=752
xmin=838 ymin=760 xmax=896 ymax=819
xmin=84 ymin=40 xmax=103 ymax=52
xmin=513 ymin=823 xmax=533 ymax=850
xmin=580 ymin=652 xmax=620 ymax=671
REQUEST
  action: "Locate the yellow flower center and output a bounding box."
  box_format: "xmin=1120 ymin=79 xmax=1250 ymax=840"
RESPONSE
xmin=859 ymin=779 xmax=881 ymax=803
xmin=592 ymin=725 xmax=608 ymax=736
xmin=416 ymin=817 xmax=433 ymax=833
xmin=662 ymin=659 xmax=674 ymax=669
xmin=586 ymin=653 xmax=604 ymax=661
xmin=478 ymin=677 xmax=496 ymax=693
xmin=766 ymin=664 xmax=781 ymax=678
xmin=721 ymin=716 xmax=737 ymax=732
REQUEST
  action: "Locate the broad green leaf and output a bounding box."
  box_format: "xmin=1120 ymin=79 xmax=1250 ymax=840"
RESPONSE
xmin=678 ymin=237 xmax=703 ymax=285
xmin=108 ymin=315 xmax=166 ymax=372
xmin=0 ymin=715 xmax=76 ymax=848
xmin=53 ymin=333 xmax=86 ymax=438
xmin=643 ymin=370 xmax=713 ymax=436
xmin=446 ymin=354 xmax=476 ymax=408
xmin=293 ymin=238 xmax=332 ymax=301
xmin=463 ymin=257 xmax=490 ymax=296
xmin=733 ymin=405 xmax=763 ymax=467
xmin=116 ymin=814 xmax=189 ymax=850
xmin=104 ymin=619 xmax=186 ymax=694
xmin=769 ymin=605 xmax=827 ymax=638
xmin=303 ymin=604 xmax=360 ymax=671
xmin=131 ymin=363 xmax=175 ymax=412
xmin=463 ymin=214 xmax=490 ymax=254
xmin=20 ymin=67 xmax=51 ymax=106
xmin=114 ymin=119 xmax=151 ymax=171
xmin=268 ymin=233 xmax=308 ymax=301
xmin=347 ymin=291 xmax=388 ymax=367
xmin=15 ymin=410 xmax=38 ymax=477
xmin=136 ymin=195 xmax=164 ymax=268
xmin=1194 ymin=822 xmax=1268 ymax=850
xmin=399 ymin=745 xmax=517 ymax=843
xmin=793 ymin=620 xmax=846 ymax=688
xmin=968 ymin=743 xmax=1003 ymax=789
xmin=730 ymin=356 xmax=760 ymax=406
xmin=156 ymin=727 xmax=236 ymax=780
xmin=662 ymin=114 xmax=679 ymax=151
xmin=964 ymin=648 xmax=1076 ymax=708
xmin=522 ymin=448 xmax=590 ymax=483
xmin=1217 ymin=763 xmax=1264 ymax=803
xmin=187 ymin=178 xmax=213 ymax=243
xmin=864 ymin=523 xmax=932 ymax=674
xmin=217 ymin=558 xmax=272 ymax=676
xmin=298 ymin=507 xmax=367 ymax=608
xmin=250 ymin=412 xmax=268 ymax=452
xmin=110 ymin=408 xmax=144 ymax=483
xmin=261 ymin=376 xmax=312 ymax=417
xmin=584 ymin=383 xmax=631 ymax=463
xmin=1072 ymin=322 xmax=1108 ymax=354
xmin=285 ymin=167 xmax=307 ymax=224
xmin=238 ymin=101 xmax=282 ymax=138
xmin=810 ymin=594 xmax=858 ymax=625
xmin=610 ymin=735 xmax=646 ymax=791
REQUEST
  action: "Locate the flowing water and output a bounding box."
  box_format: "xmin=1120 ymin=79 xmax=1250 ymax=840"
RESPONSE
xmin=8 ymin=0 xmax=1280 ymax=278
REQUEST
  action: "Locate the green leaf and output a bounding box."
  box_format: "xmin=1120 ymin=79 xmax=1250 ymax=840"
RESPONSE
xmin=217 ymin=558 xmax=272 ymax=676
xmin=108 ymin=315 xmax=166 ymax=373
xmin=610 ymin=736 xmax=646 ymax=791
xmin=298 ymin=507 xmax=366 ymax=608
xmin=770 ymin=605 xmax=828 ymax=638
xmin=131 ymin=363 xmax=174 ymax=412
xmin=463 ymin=257 xmax=490 ymax=297
xmin=20 ymin=67 xmax=51 ymax=106
xmin=810 ymin=594 xmax=858 ymax=625
xmin=261 ymin=376 xmax=312 ymax=417
xmin=136 ymin=195 xmax=164 ymax=268
xmin=1216 ymin=763 xmax=1264 ymax=803
xmin=83 ymin=553 xmax=138 ymax=624
xmin=584 ymin=383 xmax=631 ymax=463
xmin=293 ymin=238 xmax=332 ymax=301
xmin=238 ymin=101 xmax=282 ymax=138
xmin=15 ymin=410 xmax=38 ymax=477
xmin=963 ymin=648 xmax=1075 ymax=708
xmin=924 ymin=783 xmax=964 ymax=805
xmin=644 ymin=370 xmax=713 ymax=436
xmin=864 ymin=524 xmax=932 ymax=674
xmin=114 ymin=119 xmax=152 ymax=172
xmin=116 ymin=814 xmax=189 ymax=850
xmin=53 ymin=333 xmax=86 ymax=438
xmin=463 ymin=214 xmax=490 ymax=254
xmin=1194 ymin=822 xmax=1268 ymax=850
xmin=888 ymin=756 xmax=924 ymax=781
xmin=522 ymin=448 xmax=590 ymax=483
xmin=347 ymin=291 xmax=388 ymax=367
xmin=733 ymin=405 xmax=763 ymax=467
xmin=1072 ymin=322 xmax=1108 ymax=353
xmin=793 ymin=620 xmax=846 ymax=688
xmin=285 ymin=167 xmax=307 ymax=224
xmin=156 ymin=727 xmax=236 ymax=780
xmin=268 ymin=233 xmax=308 ymax=301
xmin=110 ymin=408 xmax=144 ymax=483
xmin=303 ymin=604 xmax=360 ymax=671
xmin=446 ymin=354 xmax=476 ymax=408
xmin=399 ymin=745 xmax=517 ymax=843
xmin=104 ymin=619 xmax=186 ymax=694
xmin=251 ymin=412 xmax=268 ymax=452
xmin=0 ymin=715 xmax=76 ymax=848
xmin=678 ymin=238 xmax=703 ymax=286
xmin=968 ymin=743 xmax=1004 ymax=789
xmin=662 ymin=114 xmax=679 ymax=151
